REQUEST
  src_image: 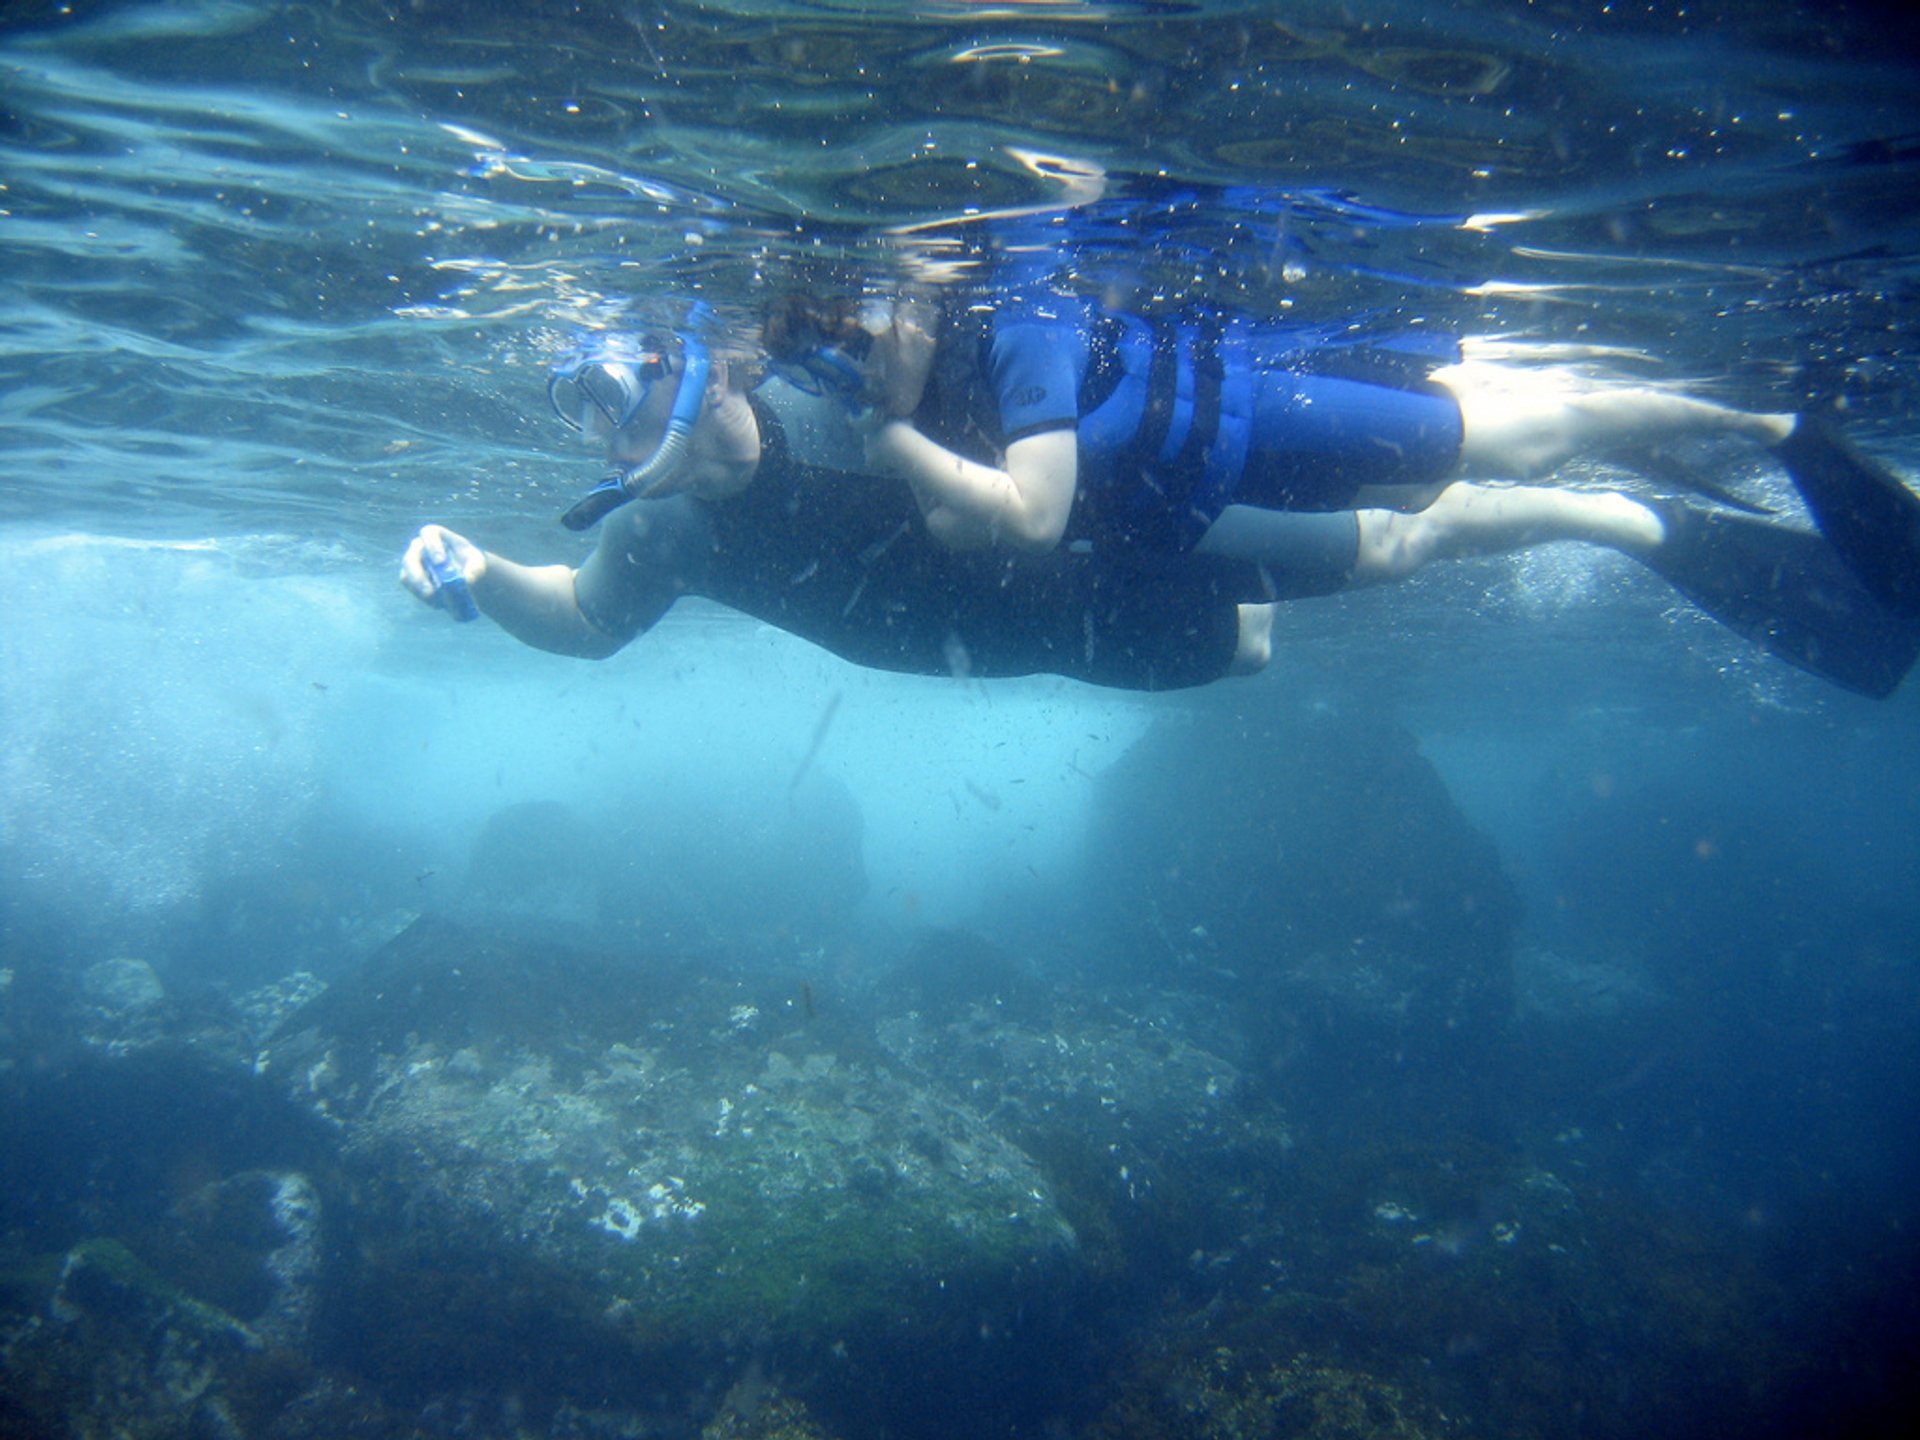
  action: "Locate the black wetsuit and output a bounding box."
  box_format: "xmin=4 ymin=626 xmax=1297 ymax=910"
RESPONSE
xmin=572 ymin=401 xmax=1251 ymax=691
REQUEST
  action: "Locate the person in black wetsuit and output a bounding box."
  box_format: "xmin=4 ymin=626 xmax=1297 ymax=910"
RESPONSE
xmin=399 ymin=343 xmax=1267 ymax=689
xmin=402 ymin=324 xmax=1920 ymax=697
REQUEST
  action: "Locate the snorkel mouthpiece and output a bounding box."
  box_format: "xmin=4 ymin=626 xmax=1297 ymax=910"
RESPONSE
xmin=559 ymin=471 xmax=635 ymax=532
xmin=558 ymin=311 xmax=713 ymax=530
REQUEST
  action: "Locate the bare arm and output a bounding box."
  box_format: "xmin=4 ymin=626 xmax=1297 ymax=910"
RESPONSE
xmin=473 ymin=553 xmax=625 ymax=658
xmin=399 ymin=523 xmax=628 ymax=659
xmin=862 ymin=421 xmax=1077 ymax=552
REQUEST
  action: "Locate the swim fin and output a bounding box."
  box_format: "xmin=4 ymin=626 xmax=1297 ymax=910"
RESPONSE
xmin=1774 ymin=411 xmax=1920 ymax=616
xmin=1641 ymin=504 xmax=1920 ymax=698
xmin=1607 ymin=439 xmax=1773 ymax=517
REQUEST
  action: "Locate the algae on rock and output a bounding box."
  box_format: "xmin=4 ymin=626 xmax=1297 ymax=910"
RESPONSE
xmin=266 ymin=917 xmax=1083 ymax=1396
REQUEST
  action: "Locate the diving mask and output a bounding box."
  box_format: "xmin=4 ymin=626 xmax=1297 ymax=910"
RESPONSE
xmin=547 ymin=350 xmax=671 ymax=437
xmin=768 ymin=331 xmax=871 ymax=403
xmin=555 ymin=319 xmax=713 ymax=531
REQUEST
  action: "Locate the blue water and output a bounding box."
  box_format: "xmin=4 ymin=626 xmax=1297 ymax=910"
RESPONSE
xmin=4 ymin=3 xmax=1919 ymax=1436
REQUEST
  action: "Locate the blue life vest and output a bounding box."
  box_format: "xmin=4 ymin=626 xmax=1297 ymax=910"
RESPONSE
xmin=920 ymin=292 xmax=1459 ymax=552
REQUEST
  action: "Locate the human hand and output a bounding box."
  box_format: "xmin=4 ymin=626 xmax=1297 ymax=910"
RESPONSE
xmin=866 ymin=298 xmax=937 ymax=420
xmin=399 ymin=524 xmax=485 ymax=621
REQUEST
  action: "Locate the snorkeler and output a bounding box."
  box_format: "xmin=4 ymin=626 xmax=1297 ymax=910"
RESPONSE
xmin=401 ymin=335 xmax=1271 ymax=691
xmin=402 ymin=326 xmax=1920 ymax=697
xmin=759 ymin=289 xmax=1920 ymax=696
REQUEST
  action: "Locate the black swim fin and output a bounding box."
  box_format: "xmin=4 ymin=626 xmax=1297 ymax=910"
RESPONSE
xmin=1774 ymin=411 xmax=1920 ymax=616
xmin=1607 ymin=439 xmax=1773 ymax=516
xmin=1641 ymin=504 xmax=1920 ymax=698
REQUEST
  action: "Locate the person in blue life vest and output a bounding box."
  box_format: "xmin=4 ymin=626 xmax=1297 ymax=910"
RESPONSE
xmin=401 ymin=313 xmax=1920 ymax=699
xmin=756 ymin=286 xmax=1920 ymax=697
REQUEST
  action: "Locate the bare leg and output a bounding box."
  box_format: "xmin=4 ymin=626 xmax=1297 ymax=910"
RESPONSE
xmin=1352 ymin=481 xmax=1665 ymax=584
xmin=1430 ymin=358 xmax=1793 ymax=479
xmin=1229 ymin=602 xmax=1275 ymax=675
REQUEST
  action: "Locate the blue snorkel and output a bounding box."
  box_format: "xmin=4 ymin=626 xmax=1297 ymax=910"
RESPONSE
xmin=560 ymin=308 xmax=713 ymax=531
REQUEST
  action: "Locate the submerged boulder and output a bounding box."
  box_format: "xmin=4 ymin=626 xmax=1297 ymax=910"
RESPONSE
xmin=0 ymin=964 xmax=350 ymax=1440
xmin=1078 ymin=706 xmax=1519 ymax=1112
xmin=4 ymin=1236 xmax=263 ymax=1440
xmin=263 ymin=917 xmax=1080 ymax=1408
xmin=874 ymin=974 xmax=1292 ymax=1295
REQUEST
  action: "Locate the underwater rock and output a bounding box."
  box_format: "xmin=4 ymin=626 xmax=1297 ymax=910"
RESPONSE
xmin=48 ymin=1235 xmax=257 ymax=1347
xmin=173 ymin=1169 xmax=324 ymax=1353
xmin=80 ymin=955 xmax=166 ymax=1014
xmin=868 ymin=926 xmax=1054 ymax=1024
xmin=462 ymin=798 xmax=602 ymax=933
xmin=263 ymin=916 xmax=1081 ymax=1409
xmin=1086 ymin=1342 xmax=1444 ymax=1440
xmin=230 ymin=969 xmax=329 ymax=1050
xmin=2 ymin=1236 xmax=261 ymax=1440
xmin=77 ymin=955 xmax=172 ymax=1055
xmin=1079 ymin=706 xmax=1519 ymax=1109
xmin=0 ymin=940 xmax=262 ymax=1081
xmin=0 ymin=950 xmax=369 ymax=1436
xmin=874 ymin=976 xmax=1290 ymax=1291
xmin=0 ymin=962 xmax=313 ymax=1246
xmin=1512 ymin=944 xmax=1665 ymax=1024
xmin=700 ymin=1363 xmax=838 ymax=1440
xmin=1106 ymin=1124 xmax=1798 ymax=1440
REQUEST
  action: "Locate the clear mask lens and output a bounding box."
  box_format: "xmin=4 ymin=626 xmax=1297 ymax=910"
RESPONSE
xmin=548 ymin=357 xmax=668 ymax=435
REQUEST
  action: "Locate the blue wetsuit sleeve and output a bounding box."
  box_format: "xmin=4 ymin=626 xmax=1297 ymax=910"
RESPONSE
xmin=989 ymin=318 xmax=1083 ymax=443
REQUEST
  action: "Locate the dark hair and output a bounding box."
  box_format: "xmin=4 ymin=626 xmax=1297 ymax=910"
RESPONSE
xmin=761 ymin=294 xmax=867 ymax=363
